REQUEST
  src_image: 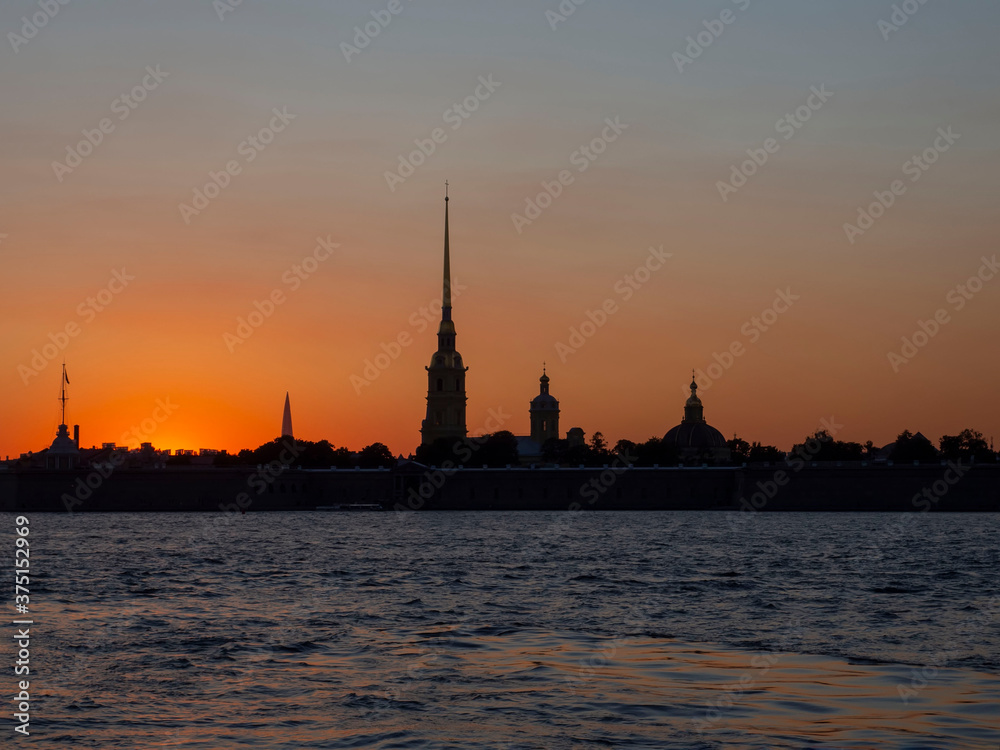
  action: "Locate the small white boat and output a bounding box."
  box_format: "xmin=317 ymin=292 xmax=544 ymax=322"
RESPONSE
xmin=315 ymin=503 xmax=384 ymax=511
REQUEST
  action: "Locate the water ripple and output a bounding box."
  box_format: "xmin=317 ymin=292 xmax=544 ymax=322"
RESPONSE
xmin=13 ymin=510 xmax=1000 ymax=748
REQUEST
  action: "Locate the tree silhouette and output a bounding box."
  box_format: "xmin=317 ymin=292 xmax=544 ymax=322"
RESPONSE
xmin=748 ymin=442 xmax=784 ymax=462
xmin=357 ymin=442 xmax=394 ymax=468
xmin=792 ymin=430 xmax=864 ymax=462
xmin=939 ymin=429 xmax=993 ymax=463
xmin=727 ymin=436 xmax=750 ymax=461
xmin=890 ymin=430 xmax=938 ymax=463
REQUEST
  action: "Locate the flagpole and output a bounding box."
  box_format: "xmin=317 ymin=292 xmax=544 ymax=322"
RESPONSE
xmin=60 ymin=361 xmax=68 ymax=426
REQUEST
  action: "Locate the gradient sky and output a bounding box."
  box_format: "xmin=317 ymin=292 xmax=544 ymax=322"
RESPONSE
xmin=2 ymin=0 xmax=999 ymax=458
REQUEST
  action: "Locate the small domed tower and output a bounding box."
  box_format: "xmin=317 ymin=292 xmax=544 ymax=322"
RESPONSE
xmin=529 ymin=366 xmax=560 ymax=445
xmin=663 ymin=374 xmax=729 ymax=461
xmin=683 ymin=377 xmax=705 ymax=423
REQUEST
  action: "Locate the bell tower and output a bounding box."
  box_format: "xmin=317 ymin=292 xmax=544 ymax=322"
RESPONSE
xmin=529 ymin=366 xmax=560 ymax=445
xmin=420 ymin=185 xmax=468 ymax=446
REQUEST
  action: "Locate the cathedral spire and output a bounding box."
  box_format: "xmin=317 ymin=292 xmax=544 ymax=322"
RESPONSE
xmin=421 ymin=184 xmax=468 ymax=447
xmin=442 ymin=181 xmax=451 ymax=317
xmin=436 ymin=183 xmax=457 ymax=352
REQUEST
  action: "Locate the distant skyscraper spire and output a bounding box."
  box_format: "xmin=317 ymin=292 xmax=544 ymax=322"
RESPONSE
xmin=282 ymin=392 xmax=293 ymax=438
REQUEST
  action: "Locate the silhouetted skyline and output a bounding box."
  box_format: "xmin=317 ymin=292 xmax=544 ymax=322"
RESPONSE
xmin=3 ymin=1 xmax=999 ymax=459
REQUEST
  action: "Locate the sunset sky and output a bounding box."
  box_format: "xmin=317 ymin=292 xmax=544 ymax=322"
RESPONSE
xmin=2 ymin=0 xmax=999 ymax=458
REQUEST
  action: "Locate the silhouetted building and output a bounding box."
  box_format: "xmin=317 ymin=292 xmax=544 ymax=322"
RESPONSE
xmin=513 ymin=367 xmax=562 ymax=461
xmin=46 ymin=424 xmax=79 ymax=470
xmin=46 ymin=363 xmax=79 ymax=470
xmin=529 ymin=367 xmax=560 ymax=445
xmin=663 ymin=378 xmax=730 ymax=462
xmin=282 ymin=392 xmax=293 ymax=438
xmin=421 ymin=188 xmax=468 ymax=446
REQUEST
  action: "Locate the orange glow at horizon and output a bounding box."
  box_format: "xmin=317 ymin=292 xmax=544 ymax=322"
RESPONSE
xmin=2 ymin=3 xmax=999 ymax=459
xmin=4 ymin=187 xmax=998 ymax=460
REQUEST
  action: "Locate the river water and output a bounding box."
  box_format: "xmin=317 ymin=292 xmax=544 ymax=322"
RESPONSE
xmin=10 ymin=511 xmax=1000 ymax=748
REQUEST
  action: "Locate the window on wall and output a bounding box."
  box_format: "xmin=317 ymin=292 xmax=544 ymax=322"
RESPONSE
xmin=437 ymin=378 xmax=443 ymax=391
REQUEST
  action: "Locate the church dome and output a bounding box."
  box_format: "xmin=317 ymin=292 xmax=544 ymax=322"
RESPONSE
xmin=530 ymin=369 xmax=558 ymax=410
xmin=531 ymin=392 xmax=558 ymax=409
xmin=663 ymin=420 xmax=727 ymax=450
xmin=663 ymin=377 xmax=729 ymax=455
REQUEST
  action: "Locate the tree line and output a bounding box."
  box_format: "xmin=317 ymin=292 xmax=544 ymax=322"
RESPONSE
xmin=200 ymin=428 xmax=995 ymax=469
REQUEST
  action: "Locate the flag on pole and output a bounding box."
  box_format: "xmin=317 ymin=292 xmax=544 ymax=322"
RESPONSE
xmin=64 ymin=368 xmax=69 ymax=385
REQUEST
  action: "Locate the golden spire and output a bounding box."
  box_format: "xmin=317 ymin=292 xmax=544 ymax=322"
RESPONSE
xmin=443 ymin=181 xmax=451 ymax=314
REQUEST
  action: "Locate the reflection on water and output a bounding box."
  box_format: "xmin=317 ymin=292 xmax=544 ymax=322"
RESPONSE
xmin=18 ymin=511 xmax=1000 ymax=748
